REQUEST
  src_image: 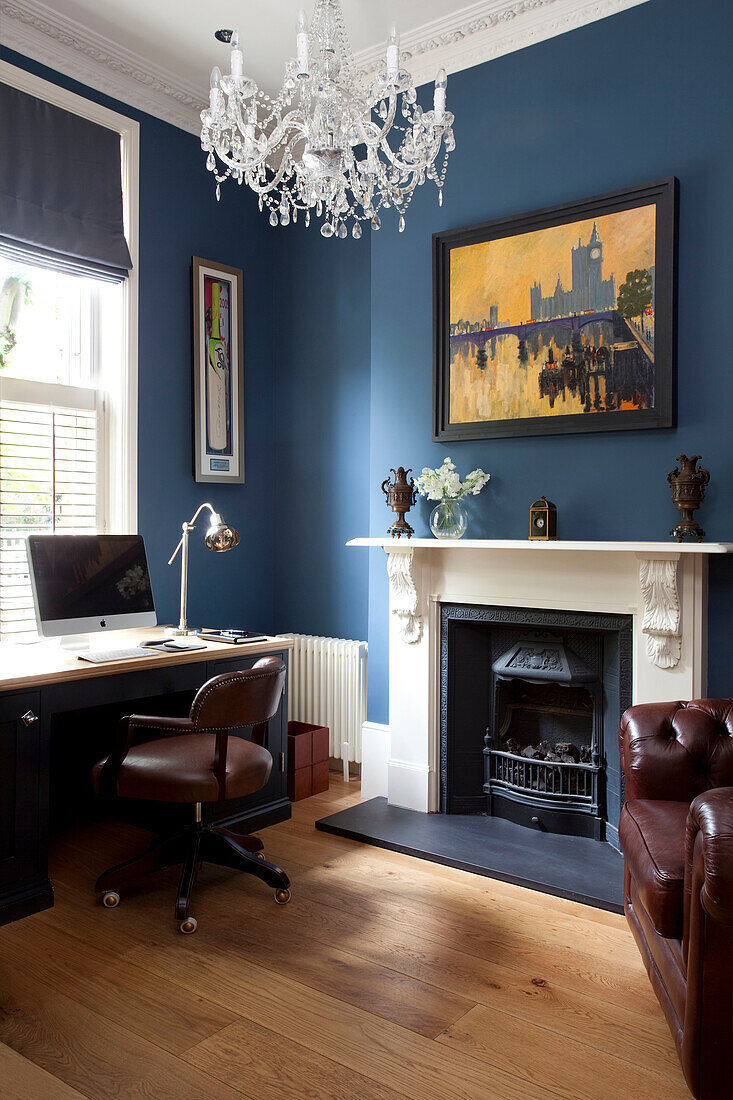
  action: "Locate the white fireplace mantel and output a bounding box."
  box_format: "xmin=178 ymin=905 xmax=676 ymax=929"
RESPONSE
xmin=349 ymin=537 xmax=732 ymax=813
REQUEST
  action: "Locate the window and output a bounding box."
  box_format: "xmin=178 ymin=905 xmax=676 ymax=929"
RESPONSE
xmin=0 ymin=258 xmax=123 ymax=637
xmin=0 ymin=62 xmax=139 ymax=642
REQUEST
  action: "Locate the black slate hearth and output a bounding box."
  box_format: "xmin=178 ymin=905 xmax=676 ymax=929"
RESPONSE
xmin=315 ymin=796 xmax=624 ymax=912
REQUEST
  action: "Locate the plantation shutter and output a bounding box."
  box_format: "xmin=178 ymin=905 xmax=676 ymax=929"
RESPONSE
xmin=0 ymin=387 xmax=97 ymax=638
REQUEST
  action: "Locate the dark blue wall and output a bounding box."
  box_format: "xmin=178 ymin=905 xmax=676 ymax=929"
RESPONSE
xmin=6 ymin=0 xmax=733 ymax=720
xmin=272 ymin=226 xmax=371 ymax=642
xmin=367 ymin=0 xmax=733 ymax=721
xmin=0 ymin=45 xmax=277 ymax=632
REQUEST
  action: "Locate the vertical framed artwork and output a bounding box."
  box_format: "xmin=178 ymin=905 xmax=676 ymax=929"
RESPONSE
xmin=433 ymin=178 xmax=677 ymax=441
xmin=192 ymin=256 xmax=245 ymax=483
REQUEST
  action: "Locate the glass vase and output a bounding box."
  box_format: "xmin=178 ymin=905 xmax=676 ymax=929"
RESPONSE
xmin=429 ymin=498 xmax=467 ymax=540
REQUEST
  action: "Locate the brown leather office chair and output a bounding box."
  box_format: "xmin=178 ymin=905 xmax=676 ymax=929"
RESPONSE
xmin=91 ymin=656 xmax=291 ymax=933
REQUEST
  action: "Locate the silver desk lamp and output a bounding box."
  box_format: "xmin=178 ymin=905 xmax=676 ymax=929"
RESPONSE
xmin=168 ymin=502 xmax=240 ymax=635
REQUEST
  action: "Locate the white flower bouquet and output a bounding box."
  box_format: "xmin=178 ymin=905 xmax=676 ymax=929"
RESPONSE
xmin=415 ymin=458 xmax=490 ymax=538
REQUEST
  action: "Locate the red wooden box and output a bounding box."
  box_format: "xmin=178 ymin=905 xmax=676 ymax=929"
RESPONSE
xmin=287 ymin=721 xmax=330 ymax=801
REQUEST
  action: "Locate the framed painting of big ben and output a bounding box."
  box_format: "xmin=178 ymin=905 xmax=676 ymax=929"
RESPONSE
xmin=433 ymin=178 xmax=677 ymax=441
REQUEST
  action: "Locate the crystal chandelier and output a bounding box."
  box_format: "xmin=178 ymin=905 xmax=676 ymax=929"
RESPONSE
xmin=200 ymin=0 xmax=455 ymax=238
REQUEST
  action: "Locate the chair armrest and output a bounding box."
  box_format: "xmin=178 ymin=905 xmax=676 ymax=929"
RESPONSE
xmin=97 ymin=714 xmax=195 ymax=795
xmin=685 ymin=788 xmax=733 ymax=925
xmin=125 ymin=714 xmax=196 ymax=738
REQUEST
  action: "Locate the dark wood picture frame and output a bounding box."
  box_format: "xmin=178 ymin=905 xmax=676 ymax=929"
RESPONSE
xmin=433 ymin=178 xmax=678 ymax=442
xmin=192 ymin=256 xmax=245 ymax=484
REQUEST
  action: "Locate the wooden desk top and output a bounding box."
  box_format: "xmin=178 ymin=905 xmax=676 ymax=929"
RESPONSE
xmin=0 ymin=628 xmax=293 ymax=693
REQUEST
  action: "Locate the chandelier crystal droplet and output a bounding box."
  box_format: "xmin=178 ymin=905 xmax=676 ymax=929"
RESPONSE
xmin=200 ymin=1 xmax=455 ymax=237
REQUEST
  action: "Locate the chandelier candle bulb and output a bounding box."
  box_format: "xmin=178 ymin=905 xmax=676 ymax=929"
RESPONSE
xmin=230 ymin=31 xmax=243 ymax=80
xmin=386 ymin=25 xmax=400 ymax=81
xmin=209 ymin=66 xmax=222 ymax=109
xmin=296 ymin=10 xmax=310 ymax=75
xmin=434 ymin=69 xmax=447 ymax=119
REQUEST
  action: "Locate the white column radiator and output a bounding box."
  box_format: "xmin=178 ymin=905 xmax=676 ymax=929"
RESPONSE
xmin=284 ymin=634 xmax=367 ymax=779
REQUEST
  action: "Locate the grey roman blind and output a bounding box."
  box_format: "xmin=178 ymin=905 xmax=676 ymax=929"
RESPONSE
xmin=0 ymin=82 xmax=132 ymax=282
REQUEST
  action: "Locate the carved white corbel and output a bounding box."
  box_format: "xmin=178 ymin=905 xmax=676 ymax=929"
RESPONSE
xmin=638 ymin=556 xmax=681 ymax=669
xmin=386 ymin=548 xmax=422 ymax=644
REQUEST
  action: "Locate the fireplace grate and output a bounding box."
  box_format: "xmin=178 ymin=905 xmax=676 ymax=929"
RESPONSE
xmin=488 ymin=749 xmax=598 ymax=805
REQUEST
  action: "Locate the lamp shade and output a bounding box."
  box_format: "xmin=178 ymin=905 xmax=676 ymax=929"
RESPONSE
xmin=205 ymin=513 xmax=240 ymax=552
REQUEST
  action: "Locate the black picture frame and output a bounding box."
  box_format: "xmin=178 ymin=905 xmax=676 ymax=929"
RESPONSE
xmin=433 ymin=178 xmax=678 ymax=442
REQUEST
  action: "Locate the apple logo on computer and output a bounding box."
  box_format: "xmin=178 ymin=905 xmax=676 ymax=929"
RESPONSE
xmin=100 ymin=620 xmax=107 ymax=628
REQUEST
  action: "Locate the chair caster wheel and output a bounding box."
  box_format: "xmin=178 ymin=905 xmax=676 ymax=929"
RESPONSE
xmin=274 ymin=888 xmax=291 ymax=905
xmin=179 ymin=917 xmax=198 ymax=934
xmin=256 ymin=851 xmax=266 ymax=860
xmin=101 ymin=891 xmax=120 ymax=908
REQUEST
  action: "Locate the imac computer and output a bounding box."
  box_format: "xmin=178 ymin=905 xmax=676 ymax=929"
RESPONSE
xmin=27 ymin=534 xmax=157 ymax=645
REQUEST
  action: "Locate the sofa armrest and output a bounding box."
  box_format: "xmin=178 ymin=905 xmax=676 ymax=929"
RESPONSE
xmin=685 ymin=788 xmax=733 ymax=925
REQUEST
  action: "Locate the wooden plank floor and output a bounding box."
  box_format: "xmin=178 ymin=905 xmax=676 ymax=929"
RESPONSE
xmin=0 ymin=779 xmax=690 ymax=1099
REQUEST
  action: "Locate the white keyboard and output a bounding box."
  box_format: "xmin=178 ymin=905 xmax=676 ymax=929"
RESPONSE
xmin=78 ymin=646 xmax=160 ymax=664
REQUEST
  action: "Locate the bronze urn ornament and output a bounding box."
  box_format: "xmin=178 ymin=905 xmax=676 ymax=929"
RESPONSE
xmin=667 ymin=455 xmax=710 ymax=542
xmin=382 ymin=467 xmax=418 ymax=538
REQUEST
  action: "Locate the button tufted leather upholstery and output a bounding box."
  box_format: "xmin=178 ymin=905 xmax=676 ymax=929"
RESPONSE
xmin=619 ymin=699 xmax=733 ymax=803
xmin=619 ymin=700 xmax=733 ymax=1100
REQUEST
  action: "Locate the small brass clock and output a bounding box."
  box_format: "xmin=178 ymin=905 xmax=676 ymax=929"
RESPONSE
xmin=529 ymin=496 xmax=557 ymax=540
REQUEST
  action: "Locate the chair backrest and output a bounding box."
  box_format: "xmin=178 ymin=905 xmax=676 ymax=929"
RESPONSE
xmin=619 ymin=699 xmax=733 ymax=802
xmin=189 ymin=656 xmax=286 ymax=731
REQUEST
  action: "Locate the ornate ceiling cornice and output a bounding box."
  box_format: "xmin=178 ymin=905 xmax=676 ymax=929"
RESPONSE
xmin=0 ymin=0 xmax=205 ymax=133
xmin=354 ymin=0 xmax=650 ymax=87
xmin=0 ymin=0 xmax=649 ymax=135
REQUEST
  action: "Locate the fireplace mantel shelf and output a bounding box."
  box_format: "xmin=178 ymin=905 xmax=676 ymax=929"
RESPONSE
xmin=350 ymin=535 xmax=730 ymax=684
xmin=348 ymin=537 xmax=733 ymax=554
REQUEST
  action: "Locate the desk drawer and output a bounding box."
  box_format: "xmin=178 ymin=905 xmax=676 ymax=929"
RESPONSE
xmin=45 ymin=663 xmax=209 ymax=714
xmin=206 ymin=649 xmax=288 ymax=679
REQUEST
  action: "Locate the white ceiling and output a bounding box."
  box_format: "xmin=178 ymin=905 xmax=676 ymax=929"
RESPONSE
xmin=22 ymin=0 xmax=464 ymax=94
xmin=0 ymin=0 xmax=649 ymax=133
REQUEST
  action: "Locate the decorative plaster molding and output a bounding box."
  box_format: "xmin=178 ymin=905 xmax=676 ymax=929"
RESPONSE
xmin=355 ymin=0 xmax=650 ymax=88
xmin=638 ymin=557 xmax=682 ymax=670
xmin=0 ymin=0 xmax=205 ymax=133
xmin=387 ymin=548 xmax=422 ymax=644
xmin=0 ymin=0 xmax=648 ymax=136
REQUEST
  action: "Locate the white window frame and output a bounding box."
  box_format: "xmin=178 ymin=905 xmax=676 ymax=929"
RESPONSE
xmin=0 ymin=60 xmax=140 ymax=535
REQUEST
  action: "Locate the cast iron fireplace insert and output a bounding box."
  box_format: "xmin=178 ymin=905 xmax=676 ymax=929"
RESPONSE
xmin=440 ymin=604 xmax=632 ymax=846
xmin=486 ymin=634 xmax=604 ymax=839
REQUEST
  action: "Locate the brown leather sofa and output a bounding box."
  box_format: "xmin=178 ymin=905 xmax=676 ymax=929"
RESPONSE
xmin=618 ymin=700 xmax=733 ymax=1099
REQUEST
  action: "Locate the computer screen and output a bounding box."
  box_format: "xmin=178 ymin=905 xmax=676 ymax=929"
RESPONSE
xmin=27 ymin=534 xmax=157 ymax=637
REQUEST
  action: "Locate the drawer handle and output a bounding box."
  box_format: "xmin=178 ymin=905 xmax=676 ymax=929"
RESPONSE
xmin=21 ymin=710 xmax=38 ymax=726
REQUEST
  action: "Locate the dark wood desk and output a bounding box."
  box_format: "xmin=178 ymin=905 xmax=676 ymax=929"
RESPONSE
xmin=0 ymin=628 xmax=293 ymax=926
